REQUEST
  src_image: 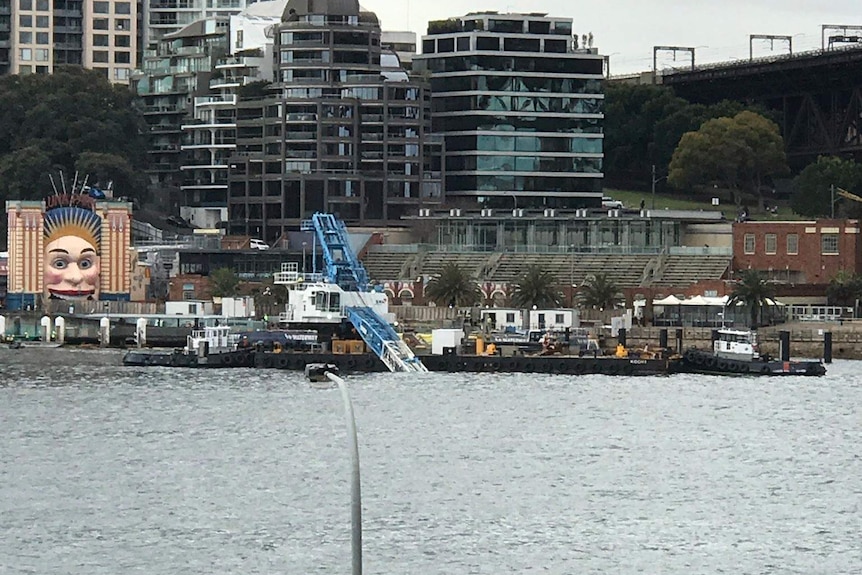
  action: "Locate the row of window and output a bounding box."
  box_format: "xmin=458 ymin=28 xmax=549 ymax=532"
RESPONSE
xmin=18 ymin=31 xmax=49 ymax=44
xmin=18 ymin=0 xmax=50 ymax=11
xmin=421 ymin=55 xmax=603 ymax=76
xmin=92 ymin=49 xmax=130 ymax=63
xmin=435 ymin=94 xmax=602 ymax=114
xmin=742 ymin=232 xmax=838 ymax=255
xmin=93 ymin=33 xmax=131 ymax=47
xmin=446 ymin=155 xmax=602 ymax=173
xmin=423 ymin=36 xmax=569 ymax=55
xmin=431 ymin=75 xmax=602 ymax=95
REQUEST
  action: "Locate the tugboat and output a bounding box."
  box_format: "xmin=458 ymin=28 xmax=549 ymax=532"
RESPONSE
xmin=675 ymin=328 xmax=825 ymax=376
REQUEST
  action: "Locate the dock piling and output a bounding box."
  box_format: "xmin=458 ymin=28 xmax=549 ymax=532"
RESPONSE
xmin=659 ymin=328 xmax=668 ymax=349
xmin=824 ymin=331 xmax=833 ymax=364
xmin=675 ymin=329 xmax=684 ymax=355
xmin=779 ymin=331 xmax=791 ymax=362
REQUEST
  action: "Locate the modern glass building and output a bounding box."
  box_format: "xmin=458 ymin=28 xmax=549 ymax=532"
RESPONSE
xmin=227 ymin=0 xmax=442 ymax=240
xmin=413 ymin=12 xmax=605 ymax=210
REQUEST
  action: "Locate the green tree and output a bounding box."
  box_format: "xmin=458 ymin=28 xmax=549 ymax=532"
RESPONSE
xmin=791 ymin=156 xmax=862 ymax=217
xmin=727 ymin=270 xmax=775 ymax=329
xmin=0 ymin=67 xmax=147 ymax=203
xmin=512 ymin=265 xmax=561 ymax=308
xmin=424 ymin=263 xmax=481 ymax=307
xmin=577 ymin=273 xmax=622 ymax=310
xmin=209 ymin=267 xmax=240 ymax=298
xmin=826 ymin=269 xmax=862 ymax=308
xmin=668 ymin=111 xmax=788 ymax=208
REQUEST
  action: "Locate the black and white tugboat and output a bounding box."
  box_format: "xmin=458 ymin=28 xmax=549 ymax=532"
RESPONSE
xmin=675 ymin=328 xmax=826 ymax=376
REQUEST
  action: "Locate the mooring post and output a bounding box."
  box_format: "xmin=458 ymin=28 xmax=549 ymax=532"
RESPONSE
xmin=618 ymin=327 xmax=627 ymax=348
xmin=675 ymin=328 xmax=684 ymax=355
xmin=824 ymin=331 xmax=833 ymax=364
xmin=659 ymin=328 xmax=668 ymax=349
xmin=779 ymin=331 xmax=791 ymax=362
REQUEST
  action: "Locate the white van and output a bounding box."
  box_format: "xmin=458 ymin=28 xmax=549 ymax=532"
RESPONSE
xmin=250 ymin=239 xmax=269 ymax=250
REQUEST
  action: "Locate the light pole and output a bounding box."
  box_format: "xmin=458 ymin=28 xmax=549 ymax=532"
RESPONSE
xmin=651 ymin=164 xmax=668 ymax=210
xmin=569 ymin=243 xmax=575 ymax=306
xmin=302 ymin=241 xmax=307 ymax=274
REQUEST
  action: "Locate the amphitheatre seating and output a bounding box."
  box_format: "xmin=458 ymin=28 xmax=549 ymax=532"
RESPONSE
xmin=416 ymin=251 xmax=492 ymax=278
xmin=654 ymin=255 xmax=730 ymax=286
xmin=360 ymin=249 xmax=413 ymax=281
xmin=488 ymin=253 xmax=653 ymax=288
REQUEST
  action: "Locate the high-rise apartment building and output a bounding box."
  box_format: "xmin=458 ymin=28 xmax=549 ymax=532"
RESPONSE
xmin=413 ymin=12 xmax=605 ymax=209
xmin=144 ymin=0 xmax=258 ymax=48
xmin=227 ymin=0 xmax=442 ymax=240
xmin=3 ymin=0 xmax=137 ymax=82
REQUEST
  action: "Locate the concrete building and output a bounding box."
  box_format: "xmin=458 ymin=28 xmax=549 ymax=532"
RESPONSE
xmin=131 ymin=17 xmax=228 ymax=215
xmin=178 ymin=0 xmax=278 ymax=228
xmin=144 ymin=0 xmax=258 ymax=48
xmin=3 ymin=0 xmax=137 ymax=82
xmin=381 ymin=30 xmax=415 ymax=70
xmin=413 ymin=11 xmax=605 ymax=210
xmin=227 ymin=0 xmax=443 ymax=240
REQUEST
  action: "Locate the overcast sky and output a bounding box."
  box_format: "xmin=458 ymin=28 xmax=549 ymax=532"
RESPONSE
xmin=360 ymin=0 xmax=862 ymax=74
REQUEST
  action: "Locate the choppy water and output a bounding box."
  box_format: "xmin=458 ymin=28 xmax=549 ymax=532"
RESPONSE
xmin=0 ymin=348 xmax=860 ymax=574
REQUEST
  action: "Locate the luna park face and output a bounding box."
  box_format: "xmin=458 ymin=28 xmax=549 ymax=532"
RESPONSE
xmin=44 ymin=235 xmax=100 ymax=300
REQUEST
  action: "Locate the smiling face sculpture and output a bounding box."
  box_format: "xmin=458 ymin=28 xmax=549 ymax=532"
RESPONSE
xmin=43 ymin=207 xmax=102 ymax=300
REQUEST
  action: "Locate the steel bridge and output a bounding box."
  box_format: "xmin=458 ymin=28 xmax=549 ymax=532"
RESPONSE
xmin=659 ymin=47 xmax=862 ymax=169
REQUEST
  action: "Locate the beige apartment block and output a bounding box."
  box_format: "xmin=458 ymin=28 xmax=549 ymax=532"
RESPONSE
xmin=9 ymin=0 xmax=136 ymax=83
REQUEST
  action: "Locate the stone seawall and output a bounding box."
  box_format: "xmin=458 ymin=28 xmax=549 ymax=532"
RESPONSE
xmin=625 ymin=322 xmax=859 ymax=360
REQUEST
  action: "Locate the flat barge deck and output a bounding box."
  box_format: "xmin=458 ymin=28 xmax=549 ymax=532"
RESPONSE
xmin=123 ymin=348 xmax=673 ymax=376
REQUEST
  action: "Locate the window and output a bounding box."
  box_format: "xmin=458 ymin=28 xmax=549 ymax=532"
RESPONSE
xmin=765 ymin=233 xmax=777 ymax=254
xmin=115 ymin=19 xmax=130 ymax=30
xmin=506 ymin=312 xmax=515 ymax=323
xmin=555 ymin=313 xmax=564 ymax=324
xmin=18 ymin=65 xmax=32 ymax=74
xmin=114 ymin=51 xmax=130 ymax=64
xmin=92 ymin=1 xmax=109 ymax=13
xmin=19 ymin=15 xmax=32 ymax=27
xmin=36 ymin=0 xmax=48 ymax=9
xmin=114 ymin=67 xmax=130 ymax=80
xmin=743 ymin=233 xmax=755 ymax=254
xmin=93 ymin=34 xmax=109 ymax=46
xmin=92 ymin=50 xmax=108 ymax=63
xmin=35 ymin=15 xmax=48 ymax=27
xmin=787 ymin=233 xmax=798 ymax=255
xmin=822 ymin=233 xmax=839 ymax=255
xmin=19 ymin=31 xmax=32 ymax=43
xmin=114 ymin=34 xmax=130 ymax=47
xmin=35 ymin=32 xmax=48 ymax=44
xmin=19 ymin=48 xmax=32 ymax=61
xmin=93 ymin=18 xmax=109 ymax=30
xmin=235 ymin=29 xmax=243 ymax=49
xmin=94 ymin=67 xmax=109 ymax=77
xmin=35 ymin=48 xmax=48 ymax=61
xmin=19 ymin=0 xmax=32 ymax=9
xmin=36 ymin=65 xmax=49 ymax=74
xmin=115 ymin=2 xmax=131 ymax=14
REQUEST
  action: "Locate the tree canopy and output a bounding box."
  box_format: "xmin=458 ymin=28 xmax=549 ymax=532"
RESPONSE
xmin=209 ymin=267 xmax=240 ymax=298
xmin=791 ymin=156 xmax=862 ymax=218
xmin=424 ymin=263 xmax=481 ymax=307
xmin=577 ymin=273 xmax=622 ymax=310
xmin=0 ymin=67 xmax=147 ymax=205
xmin=511 ymin=265 xmax=561 ymax=308
xmin=727 ymin=270 xmax=775 ymax=329
xmin=668 ymin=111 xmax=788 ymax=208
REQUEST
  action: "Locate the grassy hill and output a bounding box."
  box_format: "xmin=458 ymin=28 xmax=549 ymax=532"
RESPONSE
xmin=605 ymin=188 xmax=803 ymax=220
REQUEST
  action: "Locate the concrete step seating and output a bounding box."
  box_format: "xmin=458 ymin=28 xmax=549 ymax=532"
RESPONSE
xmin=654 ymin=255 xmax=730 ymax=286
xmin=361 ymin=250 xmax=412 ymax=281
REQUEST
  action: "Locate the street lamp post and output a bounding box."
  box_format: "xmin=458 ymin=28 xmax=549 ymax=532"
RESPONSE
xmin=651 ymin=164 xmax=668 ymax=210
xmin=570 ymin=243 xmax=575 ymax=306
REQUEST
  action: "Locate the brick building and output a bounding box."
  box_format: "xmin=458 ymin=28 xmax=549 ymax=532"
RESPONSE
xmin=733 ymin=219 xmax=862 ymax=285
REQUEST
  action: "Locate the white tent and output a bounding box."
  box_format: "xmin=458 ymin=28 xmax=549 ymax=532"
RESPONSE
xmin=653 ymin=295 xmax=682 ymax=306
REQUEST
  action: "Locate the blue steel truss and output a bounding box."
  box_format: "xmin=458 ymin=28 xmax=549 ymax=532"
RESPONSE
xmin=307 ymin=213 xmax=369 ymax=292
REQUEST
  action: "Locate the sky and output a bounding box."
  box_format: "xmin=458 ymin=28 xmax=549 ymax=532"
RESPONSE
xmin=359 ymin=0 xmax=862 ymax=74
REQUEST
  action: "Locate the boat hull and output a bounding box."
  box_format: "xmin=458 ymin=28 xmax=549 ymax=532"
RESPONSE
xmin=674 ymin=348 xmax=826 ymax=376
xmin=122 ymin=348 xmax=673 ymax=376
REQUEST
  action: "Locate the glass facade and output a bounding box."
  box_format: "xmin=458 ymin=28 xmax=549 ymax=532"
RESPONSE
xmin=414 ymin=12 xmax=605 ymax=209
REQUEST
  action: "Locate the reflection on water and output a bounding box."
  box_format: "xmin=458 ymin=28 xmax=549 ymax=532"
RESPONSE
xmin=1 ymin=349 xmax=860 ymax=574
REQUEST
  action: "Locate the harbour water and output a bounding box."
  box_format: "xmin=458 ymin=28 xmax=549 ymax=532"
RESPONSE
xmin=1 ymin=348 xmax=859 ymax=574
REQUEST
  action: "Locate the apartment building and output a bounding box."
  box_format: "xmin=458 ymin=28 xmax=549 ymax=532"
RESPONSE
xmin=227 ymin=0 xmax=443 ymax=240
xmin=4 ymin=0 xmax=137 ymax=82
xmin=144 ymin=0 xmax=258 ymax=48
xmin=413 ymin=12 xmax=605 ymax=210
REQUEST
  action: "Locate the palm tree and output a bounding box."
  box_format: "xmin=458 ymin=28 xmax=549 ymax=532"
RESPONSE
xmin=424 ymin=262 xmax=481 ymax=307
xmin=512 ymin=265 xmax=561 ymax=308
xmin=577 ymin=273 xmax=621 ymax=310
xmin=727 ymin=269 xmax=775 ymax=329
